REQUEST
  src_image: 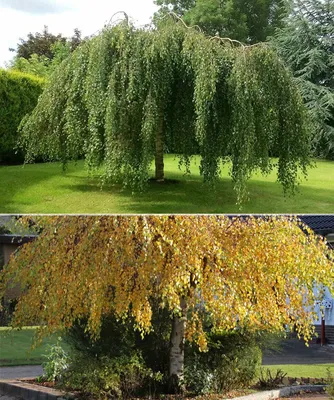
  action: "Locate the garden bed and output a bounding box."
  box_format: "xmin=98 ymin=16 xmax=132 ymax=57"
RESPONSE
xmin=1 ymin=378 xmax=326 ymax=400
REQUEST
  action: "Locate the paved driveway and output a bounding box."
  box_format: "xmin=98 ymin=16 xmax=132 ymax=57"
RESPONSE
xmin=0 ymin=394 xmax=21 ymax=400
xmin=0 ymin=365 xmax=43 ymax=380
xmin=262 ymin=339 xmax=334 ymax=365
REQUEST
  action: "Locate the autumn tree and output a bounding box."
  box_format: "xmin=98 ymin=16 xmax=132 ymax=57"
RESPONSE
xmin=19 ymin=19 xmax=310 ymax=204
xmin=1 ymin=215 xmax=333 ymax=392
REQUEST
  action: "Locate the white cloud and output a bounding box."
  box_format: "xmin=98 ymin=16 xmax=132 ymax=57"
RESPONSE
xmin=0 ymin=0 xmax=71 ymax=14
xmin=0 ymin=0 xmax=158 ymax=67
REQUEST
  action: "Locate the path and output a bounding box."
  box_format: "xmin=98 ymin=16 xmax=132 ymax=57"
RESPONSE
xmin=0 ymin=395 xmax=20 ymax=400
xmin=0 ymin=365 xmax=43 ymax=380
xmin=284 ymin=393 xmax=329 ymax=400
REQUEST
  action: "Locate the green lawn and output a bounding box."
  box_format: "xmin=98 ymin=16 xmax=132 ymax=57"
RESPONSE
xmin=267 ymin=364 xmax=334 ymax=380
xmin=0 ymin=327 xmax=65 ymax=366
xmin=0 ymin=156 xmax=333 ymax=213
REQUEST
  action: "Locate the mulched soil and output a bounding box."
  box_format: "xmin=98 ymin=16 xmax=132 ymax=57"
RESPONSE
xmin=18 ymin=380 xmax=256 ymax=399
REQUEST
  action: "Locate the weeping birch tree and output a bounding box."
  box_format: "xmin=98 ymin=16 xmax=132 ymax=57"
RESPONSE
xmin=1 ymin=215 xmax=333 ymax=392
xmin=19 ymin=18 xmax=310 ymax=202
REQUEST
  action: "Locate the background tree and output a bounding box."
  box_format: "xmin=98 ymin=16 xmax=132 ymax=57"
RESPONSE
xmin=8 ymin=54 xmax=50 ymax=78
xmin=1 ymin=215 xmax=333 ymax=392
xmin=8 ymin=27 xmax=84 ymax=78
xmin=271 ymin=0 xmax=334 ymax=159
xmin=9 ymin=26 xmax=82 ymax=60
xmin=154 ymin=0 xmax=289 ymax=43
xmin=154 ymin=0 xmax=195 ymax=18
xmin=19 ymin=20 xmax=310 ymax=204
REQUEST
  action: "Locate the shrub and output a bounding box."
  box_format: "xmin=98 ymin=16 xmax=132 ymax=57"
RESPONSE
xmin=63 ymin=313 xmax=169 ymax=396
xmin=184 ymin=353 xmax=214 ymax=394
xmin=61 ymin=352 xmax=162 ymax=399
xmin=185 ymin=331 xmax=263 ymax=394
xmin=213 ymin=344 xmax=262 ymax=392
xmin=257 ymin=368 xmax=287 ymax=389
xmin=0 ymin=69 xmax=45 ymax=164
xmin=64 ymin=315 xmax=136 ymax=359
xmin=64 ymin=317 xmax=270 ymax=396
xmin=327 ymin=368 xmax=334 ymax=399
xmin=42 ymin=338 xmax=69 ymax=382
xmin=64 ymin=306 xmax=171 ymax=377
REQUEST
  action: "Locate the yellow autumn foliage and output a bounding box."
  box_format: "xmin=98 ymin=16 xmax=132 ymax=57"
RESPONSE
xmin=0 ymin=215 xmax=332 ymax=350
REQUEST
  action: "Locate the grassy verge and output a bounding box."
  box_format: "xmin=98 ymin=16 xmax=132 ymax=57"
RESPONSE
xmin=0 ymin=326 xmax=66 ymax=366
xmin=266 ymin=364 xmax=334 ymax=380
xmin=0 ymin=156 xmax=333 ymax=213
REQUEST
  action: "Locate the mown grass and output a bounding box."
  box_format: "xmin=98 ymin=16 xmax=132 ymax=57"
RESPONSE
xmin=266 ymin=364 xmax=334 ymax=380
xmin=0 ymin=155 xmax=333 ymax=213
xmin=0 ymin=326 xmax=66 ymax=366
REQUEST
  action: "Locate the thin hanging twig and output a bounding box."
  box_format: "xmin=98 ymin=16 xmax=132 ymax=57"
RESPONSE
xmin=108 ymin=11 xmax=129 ymax=26
xmin=87 ymin=9 xmax=266 ymax=51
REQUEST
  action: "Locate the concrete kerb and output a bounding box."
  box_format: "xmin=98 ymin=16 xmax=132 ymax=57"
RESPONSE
xmin=0 ymin=378 xmax=74 ymax=400
xmin=232 ymin=385 xmax=327 ymax=400
xmin=0 ymin=381 xmax=327 ymax=400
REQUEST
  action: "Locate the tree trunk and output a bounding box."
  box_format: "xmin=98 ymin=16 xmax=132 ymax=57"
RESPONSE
xmin=155 ymin=112 xmax=164 ymax=181
xmin=168 ymin=298 xmax=187 ymax=394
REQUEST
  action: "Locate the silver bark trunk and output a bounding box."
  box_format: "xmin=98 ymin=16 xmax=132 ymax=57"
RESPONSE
xmin=168 ymin=297 xmax=187 ymax=393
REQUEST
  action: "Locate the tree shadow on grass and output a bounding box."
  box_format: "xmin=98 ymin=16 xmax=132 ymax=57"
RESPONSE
xmin=0 ymin=161 xmax=85 ymax=213
xmin=1 ymin=160 xmax=334 ymax=213
xmin=60 ymin=172 xmax=334 ymax=214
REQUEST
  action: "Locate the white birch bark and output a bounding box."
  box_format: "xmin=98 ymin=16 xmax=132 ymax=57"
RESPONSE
xmin=169 ymin=297 xmax=187 ymax=393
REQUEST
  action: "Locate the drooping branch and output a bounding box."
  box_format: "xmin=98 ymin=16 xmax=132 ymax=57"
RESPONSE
xmin=19 ymin=18 xmax=311 ymax=203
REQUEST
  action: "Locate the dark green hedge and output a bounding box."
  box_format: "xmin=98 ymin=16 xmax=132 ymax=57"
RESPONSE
xmin=0 ymin=69 xmax=45 ymax=164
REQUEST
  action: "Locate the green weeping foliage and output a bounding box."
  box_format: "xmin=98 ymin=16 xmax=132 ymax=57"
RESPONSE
xmin=19 ymin=18 xmax=311 ymax=203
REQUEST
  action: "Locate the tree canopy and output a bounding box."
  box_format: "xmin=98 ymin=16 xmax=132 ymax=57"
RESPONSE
xmin=1 ymin=215 xmax=333 ymax=390
xmin=19 ymin=19 xmax=311 ymax=204
xmin=154 ymin=0 xmax=289 ymax=43
xmin=271 ymin=0 xmax=334 ymax=159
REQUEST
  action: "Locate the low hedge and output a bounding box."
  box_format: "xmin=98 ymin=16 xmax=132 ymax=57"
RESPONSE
xmin=0 ymin=69 xmax=45 ymax=164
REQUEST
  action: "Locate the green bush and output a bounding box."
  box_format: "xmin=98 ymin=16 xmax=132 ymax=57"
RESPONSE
xmin=185 ymin=331 xmax=263 ymax=394
xmin=213 ymin=344 xmax=262 ymax=392
xmin=60 ymin=352 xmax=162 ymax=399
xmin=327 ymin=368 xmax=334 ymax=399
xmin=0 ymin=69 xmax=45 ymax=164
xmin=42 ymin=339 xmax=69 ymax=382
xmin=64 ymin=306 xmax=171 ymax=377
xmin=62 ymin=313 xmax=169 ymax=397
xmin=64 ymin=316 xmax=137 ymax=360
xmin=184 ymin=353 xmax=214 ymax=394
xmin=63 ymin=317 xmax=271 ymax=396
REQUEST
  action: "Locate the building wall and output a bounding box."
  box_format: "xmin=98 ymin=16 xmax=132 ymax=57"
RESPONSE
xmin=313 ymin=287 xmax=334 ymax=344
xmin=314 ymin=324 xmax=334 ymax=345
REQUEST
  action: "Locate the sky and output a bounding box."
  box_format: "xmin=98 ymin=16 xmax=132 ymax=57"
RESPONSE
xmin=0 ymin=0 xmax=158 ymax=67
